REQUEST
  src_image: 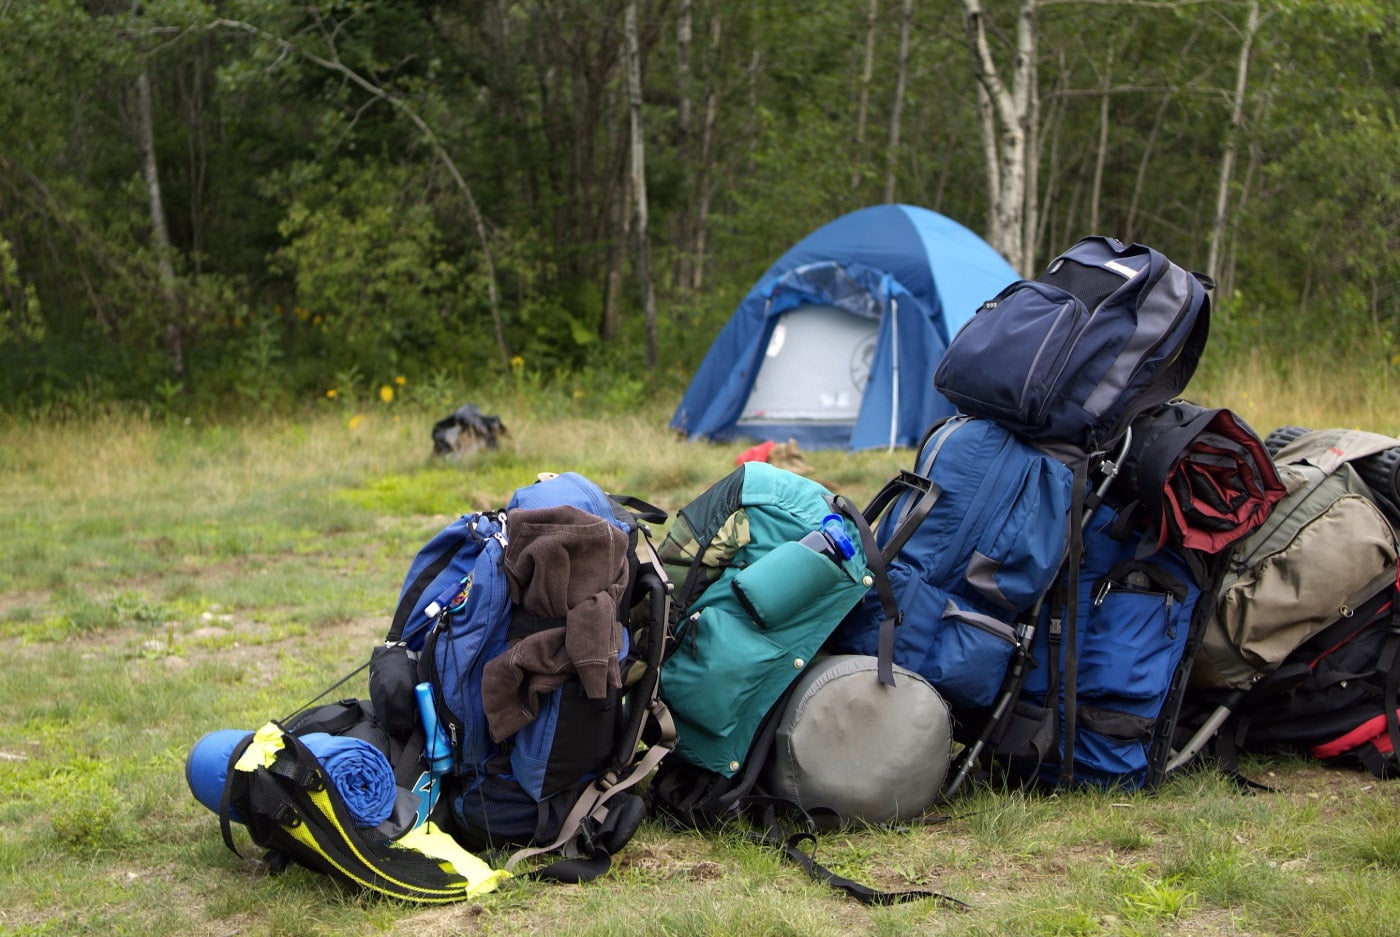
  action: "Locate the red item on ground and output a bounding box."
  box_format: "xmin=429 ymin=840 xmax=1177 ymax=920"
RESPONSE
xmin=735 ymin=440 xmax=776 ymax=466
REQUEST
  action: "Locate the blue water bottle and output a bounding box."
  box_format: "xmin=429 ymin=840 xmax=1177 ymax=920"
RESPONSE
xmin=415 ymin=682 xmax=453 ymax=776
xmin=798 ymin=514 xmax=856 ymax=564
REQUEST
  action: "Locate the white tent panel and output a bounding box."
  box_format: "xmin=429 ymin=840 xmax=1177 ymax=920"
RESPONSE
xmin=738 ymin=305 xmax=879 ymax=424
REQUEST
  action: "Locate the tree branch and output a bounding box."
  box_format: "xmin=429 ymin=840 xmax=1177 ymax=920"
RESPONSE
xmin=205 ymin=17 xmax=511 ymax=369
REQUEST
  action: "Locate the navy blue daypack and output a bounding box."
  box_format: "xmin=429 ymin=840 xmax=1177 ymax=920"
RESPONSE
xmin=1009 ymin=502 xmax=1208 ymax=789
xmin=933 ymin=236 xmax=1212 ymax=456
xmin=372 ymin=472 xmax=675 ymax=880
xmin=829 ymin=416 xmax=1075 ymax=715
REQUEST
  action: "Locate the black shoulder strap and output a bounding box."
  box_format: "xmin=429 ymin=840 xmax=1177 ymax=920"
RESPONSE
xmin=218 ymin=732 xmax=256 ymax=857
xmin=1056 ymin=457 xmax=1090 ymax=786
xmin=609 ymin=492 xmax=669 ymax=526
xmin=866 ymin=471 xmax=943 ymax=566
xmin=751 ymin=810 xmax=970 ymax=909
xmin=875 ymin=417 xmax=961 ymax=565
xmin=831 ymin=493 xmax=902 ymax=687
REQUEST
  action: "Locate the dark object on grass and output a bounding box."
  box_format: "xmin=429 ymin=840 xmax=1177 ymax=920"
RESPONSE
xmin=431 ymin=404 xmax=508 ymax=457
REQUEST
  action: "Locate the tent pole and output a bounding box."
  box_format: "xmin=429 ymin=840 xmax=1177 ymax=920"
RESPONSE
xmin=888 ymin=297 xmax=900 ymax=451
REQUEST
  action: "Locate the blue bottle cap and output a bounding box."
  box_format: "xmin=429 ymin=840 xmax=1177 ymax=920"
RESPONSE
xmin=820 ymin=514 xmax=856 ymax=560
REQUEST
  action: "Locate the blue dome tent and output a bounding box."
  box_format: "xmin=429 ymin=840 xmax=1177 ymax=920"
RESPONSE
xmin=671 ymin=204 xmax=1018 ymax=451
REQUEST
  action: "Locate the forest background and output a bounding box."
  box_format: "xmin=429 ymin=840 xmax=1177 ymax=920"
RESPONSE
xmin=1 ymin=0 xmax=1396 ymax=420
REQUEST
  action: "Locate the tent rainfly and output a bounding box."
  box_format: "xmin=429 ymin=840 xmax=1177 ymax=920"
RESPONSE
xmin=671 ymin=204 xmax=1019 ymax=451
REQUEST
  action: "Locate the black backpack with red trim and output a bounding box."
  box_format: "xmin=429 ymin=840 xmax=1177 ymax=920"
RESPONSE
xmin=1173 ymin=425 xmax=1400 ymax=781
xmin=1203 ymin=581 xmax=1400 ymax=779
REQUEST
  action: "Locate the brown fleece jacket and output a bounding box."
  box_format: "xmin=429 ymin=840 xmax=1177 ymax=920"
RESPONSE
xmin=480 ymin=504 xmax=630 ymax=741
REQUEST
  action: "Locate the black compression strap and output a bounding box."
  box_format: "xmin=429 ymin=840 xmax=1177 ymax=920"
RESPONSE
xmin=1058 ymin=459 xmax=1089 ymax=786
xmin=832 ymin=493 xmax=901 ymax=686
xmin=1380 ymin=614 xmax=1400 ymax=776
xmin=774 ymin=830 xmax=970 ymax=909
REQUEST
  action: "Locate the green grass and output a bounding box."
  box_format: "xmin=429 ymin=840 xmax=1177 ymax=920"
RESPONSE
xmin=2 ymin=365 xmax=1400 ymax=936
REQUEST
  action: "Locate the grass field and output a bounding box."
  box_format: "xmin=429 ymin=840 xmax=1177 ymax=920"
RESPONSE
xmin=3 ymin=359 xmax=1400 ymax=937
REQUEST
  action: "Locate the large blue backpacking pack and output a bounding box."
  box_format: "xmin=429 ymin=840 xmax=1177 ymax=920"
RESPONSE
xmin=1009 ymin=501 xmax=1207 ymax=789
xmin=916 ymin=236 xmax=1215 ymax=794
xmin=829 ymin=416 xmax=1075 ymax=715
xmin=933 ymin=235 xmax=1212 ymax=456
xmin=370 ymin=471 xmax=675 ymax=880
xmin=189 ymin=471 xmax=668 ymax=900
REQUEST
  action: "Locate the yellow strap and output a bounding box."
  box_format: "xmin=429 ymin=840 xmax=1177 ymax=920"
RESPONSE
xmin=397 ymin=822 xmax=511 ymax=898
xmin=233 ymin=723 xmax=286 ymax=772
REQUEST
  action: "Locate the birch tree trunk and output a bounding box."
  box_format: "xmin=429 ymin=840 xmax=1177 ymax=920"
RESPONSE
xmin=676 ymin=0 xmax=693 ymax=147
xmin=624 ymin=0 xmax=658 ymax=368
xmin=135 ymin=68 xmax=184 ymax=377
xmin=853 ymin=0 xmax=878 ymax=191
xmin=1206 ymin=0 xmax=1260 ymax=287
xmin=883 ymin=0 xmax=914 ymax=204
xmin=690 ymin=17 xmax=722 ymax=292
xmin=1089 ymin=67 xmax=1110 ymax=235
xmin=673 ymin=0 xmax=694 ymax=289
xmin=1021 ymin=30 xmax=1040 ymax=273
xmin=961 ymin=0 xmax=1038 ymax=274
xmin=974 ymin=81 xmax=1000 ymax=242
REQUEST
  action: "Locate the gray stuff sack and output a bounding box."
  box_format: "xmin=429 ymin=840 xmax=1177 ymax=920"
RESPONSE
xmin=760 ymin=654 xmax=952 ymax=827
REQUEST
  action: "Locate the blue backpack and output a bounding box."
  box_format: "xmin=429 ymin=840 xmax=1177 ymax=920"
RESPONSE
xmin=828 ymin=417 xmax=1075 ymax=719
xmin=372 ymin=472 xmax=675 ymax=880
xmin=924 ymin=236 xmax=1213 ymax=794
xmin=1006 ymin=501 xmax=1207 ymax=789
xmin=933 ymin=235 xmax=1212 ymax=456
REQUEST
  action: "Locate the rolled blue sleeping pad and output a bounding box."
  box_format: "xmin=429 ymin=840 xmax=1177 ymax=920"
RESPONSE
xmin=185 ymin=729 xmax=252 ymax=822
xmin=296 ymin=732 xmax=398 ymax=827
xmin=186 ymin=728 xmax=398 ymax=828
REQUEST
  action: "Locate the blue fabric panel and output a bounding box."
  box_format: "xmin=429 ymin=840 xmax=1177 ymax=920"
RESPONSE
xmin=850 ymin=275 xmax=956 ymax=451
xmin=835 ymin=569 xmax=1016 ymax=711
xmin=876 ymin=417 xmax=1073 ymax=610
xmin=901 ymin=206 xmax=1020 ymax=340
xmin=431 ymin=535 xmax=512 ymax=771
xmin=507 ymin=471 xmax=632 ymax=534
xmin=394 ymin=513 xmax=500 ymax=651
xmin=728 ymin=420 xmax=858 ymax=451
xmin=1024 ymin=503 xmax=1203 ymax=788
xmin=827 ymin=417 xmax=1072 ymax=708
